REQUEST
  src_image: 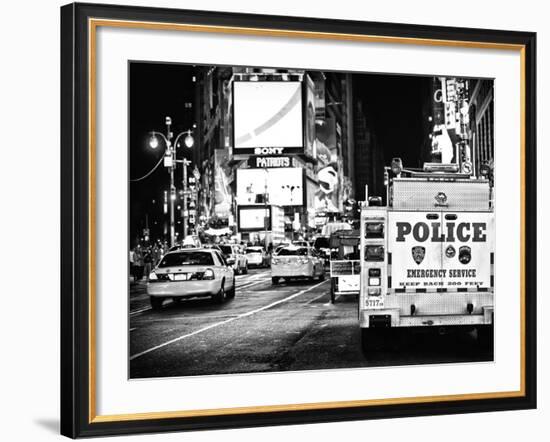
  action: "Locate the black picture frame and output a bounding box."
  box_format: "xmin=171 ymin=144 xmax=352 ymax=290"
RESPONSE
xmin=61 ymin=2 xmax=537 ymax=438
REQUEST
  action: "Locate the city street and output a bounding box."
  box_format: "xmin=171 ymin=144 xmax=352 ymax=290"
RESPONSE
xmin=130 ymin=268 xmax=492 ymax=379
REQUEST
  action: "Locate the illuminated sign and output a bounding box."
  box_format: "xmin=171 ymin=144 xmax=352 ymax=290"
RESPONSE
xmin=238 ymin=206 xmax=271 ymax=231
xmin=248 ymin=156 xmax=296 ymax=168
xmin=236 ymin=168 xmax=304 ymax=206
xmin=254 ymin=147 xmax=285 ymax=155
xmin=233 ymin=81 xmax=303 ymax=152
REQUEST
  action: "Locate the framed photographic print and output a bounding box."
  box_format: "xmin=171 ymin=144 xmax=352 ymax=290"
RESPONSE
xmin=60 ymin=2 xmax=537 ymax=438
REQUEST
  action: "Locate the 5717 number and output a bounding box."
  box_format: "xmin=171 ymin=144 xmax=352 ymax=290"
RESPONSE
xmin=366 ymin=298 xmax=384 ymax=308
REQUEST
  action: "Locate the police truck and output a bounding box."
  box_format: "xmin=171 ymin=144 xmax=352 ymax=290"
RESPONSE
xmin=359 ymin=159 xmax=494 ymax=353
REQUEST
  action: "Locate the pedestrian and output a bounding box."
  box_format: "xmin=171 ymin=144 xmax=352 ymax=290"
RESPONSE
xmin=143 ymin=247 xmax=153 ymax=281
xmin=134 ymin=245 xmax=144 ymax=281
xmin=129 ymin=248 xmax=136 ymax=282
xmin=152 ymin=244 xmax=161 ymax=265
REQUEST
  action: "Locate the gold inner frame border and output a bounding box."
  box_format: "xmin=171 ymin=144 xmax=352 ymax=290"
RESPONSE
xmin=87 ymin=17 xmax=527 ymax=424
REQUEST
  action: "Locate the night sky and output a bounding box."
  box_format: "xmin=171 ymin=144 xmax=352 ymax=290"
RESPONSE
xmin=129 ymin=63 xmax=430 ymax=242
xmin=354 ymin=73 xmax=431 ymax=167
xmin=129 ymin=62 xmax=196 ymax=242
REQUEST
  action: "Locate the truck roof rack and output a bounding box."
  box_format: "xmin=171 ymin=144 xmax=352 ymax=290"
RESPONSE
xmin=397 ymin=163 xmax=472 ymax=180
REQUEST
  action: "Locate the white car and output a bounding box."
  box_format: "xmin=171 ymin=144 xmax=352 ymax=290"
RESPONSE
xmin=219 ymin=244 xmax=248 ymax=274
xmin=271 ymin=246 xmax=325 ymax=285
xmin=147 ymin=248 xmax=235 ymax=309
xmin=245 ymin=246 xmax=269 ymax=268
xmin=168 ymin=235 xmax=202 ymax=252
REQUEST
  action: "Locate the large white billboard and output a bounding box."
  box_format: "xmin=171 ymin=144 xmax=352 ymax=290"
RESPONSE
xmin=233 ymin=81 xmax=303 ymax=149
xmin=236 ymin=168 xmax=304 ymax=206
xmin=238 ymin=207 xmax=270 ymax=230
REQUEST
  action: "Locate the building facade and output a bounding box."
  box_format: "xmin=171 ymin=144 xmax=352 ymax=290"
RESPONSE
xmin=468 ymin=79 xmax=495 ymax=176
xmin=192 ymin=66 xmax=357 ymax=245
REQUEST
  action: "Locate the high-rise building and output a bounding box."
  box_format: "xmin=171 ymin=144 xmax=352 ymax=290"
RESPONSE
xmin=468 ymin=79 xmax=494 ymax=176
xmin=353 ymin=100 xmax=385 ymax=202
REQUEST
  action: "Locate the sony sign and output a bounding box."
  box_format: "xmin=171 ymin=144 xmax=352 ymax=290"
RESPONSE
xmin=253 ymin=147 xmax=286 ymax=155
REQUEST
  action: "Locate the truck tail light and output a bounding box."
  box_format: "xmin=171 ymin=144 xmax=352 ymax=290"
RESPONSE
xmin=368 ymin=277 xmax=381 ymax=286
xmin=365 ymin=246 xmax=384 ymax=261
xmin=365 ymin=222 xmax=384 ymax=238
xmin=367 ymin=288 xmax=381 ymax=296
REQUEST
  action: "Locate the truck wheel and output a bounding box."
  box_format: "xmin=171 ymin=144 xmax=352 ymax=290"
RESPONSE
xmin=477 ymin=325 xmax=494 ymax=349
xmin=272 ymin=276 xmax=279 ymax=285
xmin=361 ymin=328 xmax=386 ymax=356
xmin=150 ymin=297 xmax=163 ymax=311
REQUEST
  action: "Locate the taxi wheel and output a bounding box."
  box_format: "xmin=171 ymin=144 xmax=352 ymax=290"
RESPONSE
xmin=212 ymin=282 xmax=225 ymax=304
xmin=226 ymin=284 xmax=236 ymax=299
xmin=150 ymin=297 xmax=163 ymax=311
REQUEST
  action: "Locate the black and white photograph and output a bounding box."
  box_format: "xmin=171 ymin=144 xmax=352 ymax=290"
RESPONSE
xmin=128 ymin=63 xmax=495 ymax=379
xmin=0 ymin=0 xmax=542 ymax=439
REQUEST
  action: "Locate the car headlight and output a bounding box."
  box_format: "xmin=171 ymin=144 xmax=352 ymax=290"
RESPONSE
xmin=271 ymin=258 xmax=279 ymax=265
xmin=148 ymin=272 xmax=158 ymax=281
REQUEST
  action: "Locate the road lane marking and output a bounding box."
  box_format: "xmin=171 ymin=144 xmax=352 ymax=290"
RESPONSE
xmin=237 ymin=280 xmax=268 ymax=290
xmin=235 ymin=271 xmax=269 ymax=280
xmin=130 ymin=279 xmax=328 ymax=361
xmin=130 ymin=307 xmax=152 ymax=316
xmin=304 ymin=292 xmax=328 ymax=305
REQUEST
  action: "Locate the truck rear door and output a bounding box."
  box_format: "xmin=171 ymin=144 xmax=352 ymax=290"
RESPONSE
xmin=387 ymin=211 xmax=493 ymax=292
xmin=440 ymin=212 xmax=494 ymax=291
xmin=388 ymin=211 xmax=443 ymax=292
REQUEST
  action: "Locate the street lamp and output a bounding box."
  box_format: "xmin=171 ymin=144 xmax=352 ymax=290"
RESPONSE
xmin=148 ymin=135 xmax=160 ymax=149
xmin=148 ymin=117 xmax=195 ymax=247
xmin=184 ymin=132 xmax=194 ymax=148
